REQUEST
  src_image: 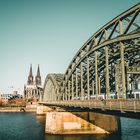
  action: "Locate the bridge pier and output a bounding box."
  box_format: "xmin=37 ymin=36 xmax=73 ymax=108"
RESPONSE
xmin=45 ymin=111 xmax=120 ymax=134
xmin=89 ymin=112 xmax=121 ymax=134
xmin=36 ymin=104 xmax=52 ymax=115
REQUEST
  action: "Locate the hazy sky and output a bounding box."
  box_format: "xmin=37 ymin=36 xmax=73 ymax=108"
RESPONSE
xmin=0 ymin=0 xmax=139 ymax=94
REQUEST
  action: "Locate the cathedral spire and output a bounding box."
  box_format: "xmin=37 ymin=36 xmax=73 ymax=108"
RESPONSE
xmin=27 ymin=64 xmax=33 ymax=85
xmin=35 ymin=64 xmax=41 ymax=85
xmin=24 ymin=84 xmax=26 ymax=98
xmin=29 ymin=64 xmax=33 ymax=77
xmin=37 ymin=64 xmax=41 ymax=77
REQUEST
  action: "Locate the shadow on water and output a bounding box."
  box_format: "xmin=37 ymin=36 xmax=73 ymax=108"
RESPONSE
xmin=35 ymin=114 xmax=122 ymax=140
xmin=35 ymin=114 xmax=140 ymax=140
xmin=0 ymin=113 xmax=139 ymax=140
xmin=36 ymin=115 xmax=46 ymax=125
xmin=45 ymin=134 xmax=122 ymax=140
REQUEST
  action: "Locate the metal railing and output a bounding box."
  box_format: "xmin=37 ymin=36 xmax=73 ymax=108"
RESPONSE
xmin=40 ymin=99 xmax=140 ymax=113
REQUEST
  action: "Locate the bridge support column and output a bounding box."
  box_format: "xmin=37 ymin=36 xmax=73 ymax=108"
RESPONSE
xmin=95 ymin=51 xmax=99 ymax=99
xmin=87 ymin=56 xmax=90 ymax=100
xmin=36 ymin=105 xmax=52 ymax=115
xmin=71 ymin=74 xmax=74 ymax=100
xmin=65 ymin=86 xmax=68 ymax=100
xmin=89 ymin=112 xmax=121 ymax=134
xmin=62 ymin=82 xmax=65 ymax=100
xmin=45 ymin=111 xmax=120 ymax=134
xmin=105 ymin=47 xmax=110 ymax=99
xmin=120 ymin=42 xmax=126 ymax=99
xmin=76 ymin=68 xmax=78 ymax=99
xmin=45 ymin=112 xmax=109 ymax=134
xmin=65 ymin=75 xmax=68 ymax=100
xmin=68 ymin=80 xmax=70 ymax=100
xmin=80 ymin=62 xmax=84 ymax=99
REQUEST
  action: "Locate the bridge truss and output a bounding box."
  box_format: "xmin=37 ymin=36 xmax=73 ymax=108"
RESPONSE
xmin=43 ymin=3 xmax=140 ymax=102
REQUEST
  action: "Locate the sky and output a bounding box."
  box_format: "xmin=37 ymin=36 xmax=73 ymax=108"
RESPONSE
xmin=0 ymin=0 xmax=139 ymax=94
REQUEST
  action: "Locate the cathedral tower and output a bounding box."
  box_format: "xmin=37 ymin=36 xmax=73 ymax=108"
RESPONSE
xmin=35 ymin=65 xmax=41 ymax=85
xmin=27 ymin=64 xmax=34 ymax=85
xmin=24 ymin=64 xmax=42 ymax=101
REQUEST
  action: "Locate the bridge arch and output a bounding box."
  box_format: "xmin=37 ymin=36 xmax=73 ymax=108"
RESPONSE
xmin=43 ymin=74 xmax=63 ymax=101
xmin=43 ymin=4 xmax=140 ymax=102
xmin=61 ymin=3 xmax=140 ymax=101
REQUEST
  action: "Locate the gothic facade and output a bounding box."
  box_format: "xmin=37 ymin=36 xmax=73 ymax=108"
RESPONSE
xmin=24 ymin=64 xmax=42 ymax=101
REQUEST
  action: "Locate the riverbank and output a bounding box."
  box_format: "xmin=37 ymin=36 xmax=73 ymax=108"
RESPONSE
xmin=0 ymin=105 xmax=36 ymax=112
xmin=0 ymin=99 xmax=37 ymax=112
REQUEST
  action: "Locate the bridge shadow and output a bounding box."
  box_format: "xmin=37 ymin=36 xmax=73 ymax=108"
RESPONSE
xmin=36 ymin=115 xmax=46 ymax=125
xmin=35 ymin=106 xmax=124 ymax=139
xmin=71 ymin=111 xmax=121 ymax=134
xmin=45 ymin=134 xmax=122 ymax=140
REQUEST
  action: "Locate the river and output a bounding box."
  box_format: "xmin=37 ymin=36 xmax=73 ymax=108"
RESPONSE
xmin=0 ymin=113 xmax=140 ymax=140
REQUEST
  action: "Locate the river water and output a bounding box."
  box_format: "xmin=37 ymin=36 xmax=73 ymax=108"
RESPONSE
xmin=0 ymin=113 xmax=140 ymax=140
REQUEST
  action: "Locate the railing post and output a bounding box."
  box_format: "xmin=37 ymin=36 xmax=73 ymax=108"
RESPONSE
xmin=92 ymin=80 xmax=94 ymax=96
xmin=102 ymin=101 xmax=104 ymax=110
xmin=134 ymin=100 xmax=136 ymax=113
xmin=120 ymin=101 xmax=123 ymax=112
xmin=88 ymin=101 xmax=91 ymax=108
xmin=94 ymin=102 xmax=96 ymax=109
xmin=109 ymin=101 xmax=112 ymax=110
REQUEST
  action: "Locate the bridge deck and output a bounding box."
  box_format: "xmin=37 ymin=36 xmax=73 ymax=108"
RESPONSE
xmin=40 ymin=99 xmax=140 ymax=113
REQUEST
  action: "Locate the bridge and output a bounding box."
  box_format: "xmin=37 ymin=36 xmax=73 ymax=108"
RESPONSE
xmin=38 ymin=3 xmax=140 ymax=134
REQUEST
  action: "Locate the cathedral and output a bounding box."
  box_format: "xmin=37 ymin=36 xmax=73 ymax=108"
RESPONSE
xmin=24 ymin=64 xmax=42 ymax=101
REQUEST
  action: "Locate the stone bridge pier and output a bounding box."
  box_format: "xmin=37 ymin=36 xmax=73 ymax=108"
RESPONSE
xmin=36 ymin=104 xmax=120 ymax=134
xmin=36 ymin=104 xmax=52 ymax=115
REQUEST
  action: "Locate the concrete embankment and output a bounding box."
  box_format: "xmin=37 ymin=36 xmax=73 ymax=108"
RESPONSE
xmin=0 ymin=105 xmax=37 ymax=112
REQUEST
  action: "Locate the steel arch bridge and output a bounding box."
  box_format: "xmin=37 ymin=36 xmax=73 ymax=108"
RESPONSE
xmin=43 ymin=3 xmax=140 ymax=103
xmin=43 ymin=74 xmax=63 ymax=101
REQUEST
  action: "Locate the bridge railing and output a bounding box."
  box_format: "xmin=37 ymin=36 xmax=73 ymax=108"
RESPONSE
xmin=42 ymin=99 xmax=140 ymax=113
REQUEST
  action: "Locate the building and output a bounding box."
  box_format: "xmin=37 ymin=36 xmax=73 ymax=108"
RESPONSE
xmin=0 ymin=93 xmax=22 ymax=100
xmin=24 ymin=64 xmax=42 ymax=101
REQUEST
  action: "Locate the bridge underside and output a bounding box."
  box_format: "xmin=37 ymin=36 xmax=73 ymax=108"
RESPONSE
xmin=40 ymin=101 xmax=140 ymax=119
xmin=37 ymin=104 xmax=121 ymax=134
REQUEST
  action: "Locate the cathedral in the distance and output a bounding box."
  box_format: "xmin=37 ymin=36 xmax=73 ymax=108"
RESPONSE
xmin=24 ymin=64 xmax=42 ymax=102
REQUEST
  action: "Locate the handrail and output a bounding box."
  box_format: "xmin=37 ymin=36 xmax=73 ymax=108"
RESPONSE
xmin=40 ymin=99 xmax=140 ymax=113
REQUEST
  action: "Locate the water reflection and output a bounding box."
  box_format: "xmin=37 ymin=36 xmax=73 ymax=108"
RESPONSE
xmin=35 ymin=115 xmax=122 ymax=140
xmin=0 ymin=113 xmax=45 ymax=140
xmin=36 ymin=115 xmax=46 ymax=125
xmin=35 ymin=114 xmax=140 ymax=140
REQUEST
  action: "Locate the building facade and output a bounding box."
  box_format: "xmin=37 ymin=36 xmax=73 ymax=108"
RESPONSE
xmin=24 ymin=64 xmax=42 ymax=101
